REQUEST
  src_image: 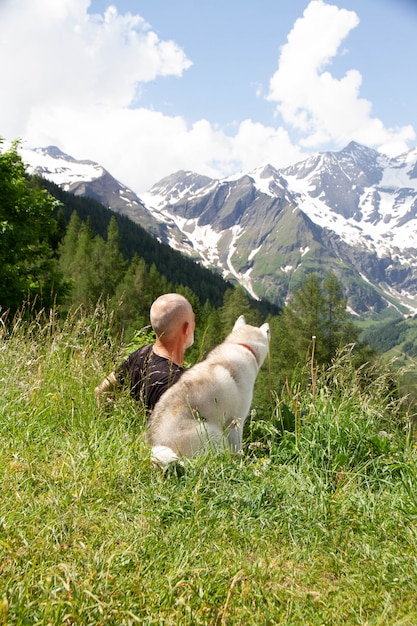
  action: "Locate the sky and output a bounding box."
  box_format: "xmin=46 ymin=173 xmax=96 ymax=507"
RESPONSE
xmin=1 ymin=0 xmax=417 ymax=194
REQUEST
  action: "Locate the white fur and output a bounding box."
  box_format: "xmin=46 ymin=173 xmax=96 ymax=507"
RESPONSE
xmin=150 ymin=445 xmax=180 ymax=466
xmin=146 ymin=316 xmax=270 ymax=467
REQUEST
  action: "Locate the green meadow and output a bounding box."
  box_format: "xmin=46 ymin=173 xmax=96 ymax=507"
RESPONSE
xmin=1 ymin=308 xmax=417 ymax=625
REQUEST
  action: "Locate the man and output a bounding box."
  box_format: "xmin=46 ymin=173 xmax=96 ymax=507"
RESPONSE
xmin=95 ymin=293 xmax=195 ymax=412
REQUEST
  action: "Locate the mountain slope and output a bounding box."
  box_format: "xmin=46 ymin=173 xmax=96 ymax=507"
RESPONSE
xmin=142 ymin=141 xmax=417 ymax=316
xmin=21 ymin=145 xmax=180 ymax=240
xmin=38 ymin=177 xmax=234 ymax=309
xmin=22 ymin=142 xmax=417 ymax=319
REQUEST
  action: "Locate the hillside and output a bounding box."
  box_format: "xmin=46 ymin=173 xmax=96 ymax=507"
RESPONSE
xmin=41 ymin=177 xmax=279 ymax=317
xmin=142 ymin=141 xmax=417 ymax=318
xmin=24 ymin=142 xmax=417 ymax=321
xmin=362 ymin=315 xmax=417 ymax=362
xmin=41 ymin=178 xmax=230 ymax=309
xmin=1 ymin=306 xmax=416 ymax=623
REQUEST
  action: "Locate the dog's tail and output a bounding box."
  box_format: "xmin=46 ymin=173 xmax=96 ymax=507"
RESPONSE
xmin=151 ymin=445 xmax=181 ymax=468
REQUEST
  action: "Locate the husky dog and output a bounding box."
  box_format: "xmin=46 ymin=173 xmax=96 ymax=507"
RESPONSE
xmin=147 ymin=316 xmax=270 ymax=467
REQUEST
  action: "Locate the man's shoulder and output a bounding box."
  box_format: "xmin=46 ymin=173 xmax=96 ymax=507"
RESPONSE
xmin=133 ymin=343 xmax=153 ymax=357
xmin=124 ymin=343 xmax=153 ymax=366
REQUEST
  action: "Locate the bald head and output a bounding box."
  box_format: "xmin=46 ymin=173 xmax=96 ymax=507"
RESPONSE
xmin=150 ymin=293 xmax=194 ymax=340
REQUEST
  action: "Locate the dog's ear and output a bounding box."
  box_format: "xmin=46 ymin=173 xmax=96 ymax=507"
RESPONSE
xmin=233 ymin=315 xmax=246 ymax=330
xmin=261 ymin=322 xmax=270 ymax=341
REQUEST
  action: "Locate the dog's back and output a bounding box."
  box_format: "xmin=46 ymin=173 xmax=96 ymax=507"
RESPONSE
xmin=147 ymin=316 xmax=270 ymax=466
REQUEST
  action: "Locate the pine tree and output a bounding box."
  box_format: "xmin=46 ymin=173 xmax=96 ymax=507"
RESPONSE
xmin=283 ymin=272 xmax=323 ymax=364
xmin=198 ymin=302 xmax=222 ymax=356
xmin=145 ymin=263 xmax=169 ymax=304
xmin=98 ymin=217 xmax=127 ymax=298
xmin=69 ymin=221 xmax=98 ymax=309
xmin=58 ymin=214 xmax=127 ymax=312
xmin=283 ymin=271 xmax=358 ymax=368
xmin=58 ymin=211 xmax=82 ymax=283
xmin=323 ymin=271 xmax=351 ymax=357
xmin=220 ymin=285 xmax=261 ymax=332
xmin=112 ymin=255 xmax=150 ymax=337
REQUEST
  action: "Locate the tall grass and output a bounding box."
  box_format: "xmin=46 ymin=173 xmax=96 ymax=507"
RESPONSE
xmin=1 ymin=309 xmax=417 ymax=625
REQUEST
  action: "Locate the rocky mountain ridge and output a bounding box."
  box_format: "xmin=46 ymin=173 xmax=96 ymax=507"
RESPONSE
xmin=141 ymin=142 xmax=417 ymax=317
xmin=21 ymin=142 xmax=417 ymax=319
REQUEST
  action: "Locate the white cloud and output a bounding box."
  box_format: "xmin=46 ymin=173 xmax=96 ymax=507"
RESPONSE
xmin=0 ymin=0 xmax=305 ymax=192
xmin=267 ymin=0 xmax=415 ymax=155
xmin=0 ymin=0 xmax=191 ymax=136
xmin=0 ymin=0 xmax=415 ymax=194
xmin=0 ymin=0 xmax=196 ymax=188
xmin=229 ymin=120 xmax=304 ymax=172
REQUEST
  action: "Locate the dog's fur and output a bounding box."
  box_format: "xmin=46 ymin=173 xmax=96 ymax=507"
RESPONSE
xmin=146 ymin=316 xmax=270 ymax=466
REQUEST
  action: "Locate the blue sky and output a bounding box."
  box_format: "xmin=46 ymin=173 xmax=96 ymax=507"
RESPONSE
xmin=1 ymin=0 xmax=416 ymax=193
xmin=90 ymin=0 xmax=417 ymax=131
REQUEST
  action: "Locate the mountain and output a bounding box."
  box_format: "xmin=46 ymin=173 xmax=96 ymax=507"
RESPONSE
xmin=21 ymin=145 xmax=182 ymax=241
xmin=142 ymin=141 xmax=417 ymax=318
xmin=22 ymin=142 xmax=417 ymax=319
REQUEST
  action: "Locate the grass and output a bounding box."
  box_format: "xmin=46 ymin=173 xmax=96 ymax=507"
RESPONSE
xmin=1 ymin=308 xmax=417 ymax=625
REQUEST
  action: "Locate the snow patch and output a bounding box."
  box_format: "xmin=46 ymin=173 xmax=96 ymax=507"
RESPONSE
xmin=19 ymin=146 xmax=103 ymax=186
xmin=248 ymin=246 xmax=261 ymax=261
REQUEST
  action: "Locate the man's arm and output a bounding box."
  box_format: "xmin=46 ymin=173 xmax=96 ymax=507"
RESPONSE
xmin=94 ymin=371 xmax=119 ymax=407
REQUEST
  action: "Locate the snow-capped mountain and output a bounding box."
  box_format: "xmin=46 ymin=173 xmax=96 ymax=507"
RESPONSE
xmin=21 ymin=142 xmax=417 ymax=318
xmin=20 ymin=145 xmax=169 ymax=238
xmin=141 ymin=141 xmax=417 ymax=316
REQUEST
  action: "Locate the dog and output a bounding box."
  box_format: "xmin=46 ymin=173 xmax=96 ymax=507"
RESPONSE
xmin=146 ymin=315 xmax=270 ymax=467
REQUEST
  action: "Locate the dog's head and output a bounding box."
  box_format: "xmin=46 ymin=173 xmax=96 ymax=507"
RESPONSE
xmin=229 ymin=315 xmax=270 ymax=367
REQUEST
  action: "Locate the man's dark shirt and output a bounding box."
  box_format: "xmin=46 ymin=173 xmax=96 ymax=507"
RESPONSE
xmin=116 ymin=344 xmax=184 ymax=411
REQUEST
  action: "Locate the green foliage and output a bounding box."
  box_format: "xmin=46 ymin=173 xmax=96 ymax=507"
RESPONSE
xmin=40 ymin=177 xmax=232 ymax=309
xmin=221 ymin=285 xmax=262 ymax=332
xmin=1 ymin=142 xmax=387 ymax=407
xmin=248 ymin=343 xmax=410 ymax=459
xmin=111 ymin=255 xmax=151 ymax=336
xmin=1 ymin=309 xmax=417 ymax=624
xmin=359 ymin=317 xmax=417 ymax=412
xmin=58 ymin=214 xmax=127 ymax=312
xmin=282 ymin=271 xmax=360 ymax=367
xmin=0 ymin=140 xmax=67 ymax=314
xmin=198 ymin=305 xmax=224 ymax=359
xmin=362 ymin=316 xmax=417 ymax=357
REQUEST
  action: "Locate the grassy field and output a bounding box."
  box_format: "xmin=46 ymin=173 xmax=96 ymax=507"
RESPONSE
xmin=1 ymin=309 xmax=417 ymax=625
